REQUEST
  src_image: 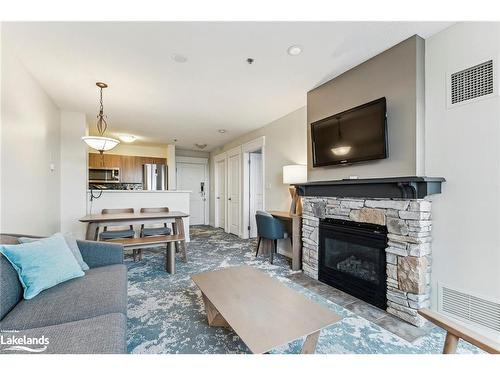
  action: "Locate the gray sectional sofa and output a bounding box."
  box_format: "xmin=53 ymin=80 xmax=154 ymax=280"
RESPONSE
xmin=0 ymin=236 xmax=127 ymax=354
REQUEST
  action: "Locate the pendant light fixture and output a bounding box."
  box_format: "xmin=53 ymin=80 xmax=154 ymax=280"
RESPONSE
xmin=331 ymin=117 xmax=352 ymax=156
xmin=82 ymin=82 xmax=120 ymax=153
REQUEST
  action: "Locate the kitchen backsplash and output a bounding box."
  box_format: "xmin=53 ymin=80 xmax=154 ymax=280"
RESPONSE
xmin=89 ymin=183 xmax=143 ymax=190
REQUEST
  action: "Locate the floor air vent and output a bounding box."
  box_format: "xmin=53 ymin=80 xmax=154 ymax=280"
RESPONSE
xmin=450 ymin=60 xmax=494 ymax=105
xmin=440 ymin=286 xmax=500 ymax=333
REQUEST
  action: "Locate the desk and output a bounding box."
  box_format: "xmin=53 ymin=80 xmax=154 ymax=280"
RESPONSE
xmin=79 ymin=211 xmax=189 ymax=241
xmin=267 ymin=211 xmax=302 ymax=271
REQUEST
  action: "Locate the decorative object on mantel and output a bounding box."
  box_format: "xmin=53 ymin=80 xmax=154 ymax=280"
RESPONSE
xmin=282 ymin=165 xmax=307 ymax=215
xmin=82 ymin=82 xmax=120 ymax=154
xmin=296 ymin=176 xmax=445 ymax=200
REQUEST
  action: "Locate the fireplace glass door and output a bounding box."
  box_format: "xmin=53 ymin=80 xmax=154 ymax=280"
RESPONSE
xmin=319 ymin=219 xmax=387 ymax=309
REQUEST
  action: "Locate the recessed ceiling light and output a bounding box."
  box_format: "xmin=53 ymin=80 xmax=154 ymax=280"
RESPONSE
xmin=218 ymin=129 xmax=226 ymax=134
xmin=172 ymin=54 xmax=188 ymax=63
xmin=287 ymin=45 xmax=302 ymax=56
xmin=119 ymin=134 xmax=136 ymax=143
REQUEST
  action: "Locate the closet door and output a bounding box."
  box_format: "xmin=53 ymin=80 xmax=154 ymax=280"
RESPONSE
xmin=215 ymin=158 xmax=226 ymax=229
xmin=227 ymin=152 xmax=241 ymax=236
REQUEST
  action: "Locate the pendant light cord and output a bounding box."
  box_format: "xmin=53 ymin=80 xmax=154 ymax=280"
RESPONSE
xmin=96 ymin=86 xmax=108 ymax=136
xmin=89 ymin=186 xmax=103 ymax=215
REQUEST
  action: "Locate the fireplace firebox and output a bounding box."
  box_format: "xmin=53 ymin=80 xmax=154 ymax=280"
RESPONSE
xmin=319 ymin=218 xmax=388 ymax=310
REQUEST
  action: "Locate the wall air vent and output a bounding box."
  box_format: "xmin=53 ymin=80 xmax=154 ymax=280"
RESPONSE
xmin=439 ymin=285 xmax=500 ymax=333
xmin=450 ymin=60 xmax=494 ymax=105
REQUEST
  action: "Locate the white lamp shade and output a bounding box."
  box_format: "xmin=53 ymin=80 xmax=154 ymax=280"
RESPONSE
xmin=283 ymin=164 xmax=307 ymax=184
xmin=82 ymin=136 xmax=120 ymax=152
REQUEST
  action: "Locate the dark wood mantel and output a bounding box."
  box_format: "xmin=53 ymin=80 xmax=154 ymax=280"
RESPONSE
xmin=296 ymin=176 xmax=445 ymax=200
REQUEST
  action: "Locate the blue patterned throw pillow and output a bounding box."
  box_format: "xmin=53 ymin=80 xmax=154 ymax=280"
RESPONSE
xmin=0 ymin=233 xmax=85 ymax=299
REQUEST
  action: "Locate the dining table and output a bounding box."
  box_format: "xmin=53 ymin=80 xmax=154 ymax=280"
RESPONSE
xmin=79 ymin=211 xmax=190 ymax=241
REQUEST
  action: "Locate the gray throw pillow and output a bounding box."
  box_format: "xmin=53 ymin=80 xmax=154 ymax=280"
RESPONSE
xmin=18 ymin=233 xmax=89 ymax=271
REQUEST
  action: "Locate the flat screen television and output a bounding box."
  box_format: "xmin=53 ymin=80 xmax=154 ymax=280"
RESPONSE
xmin=311 ymin=97 xmax=387 ymax=167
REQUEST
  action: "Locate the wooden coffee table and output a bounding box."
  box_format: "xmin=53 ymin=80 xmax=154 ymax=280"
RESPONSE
xmin=191 ymin=266 xmax=342 ymax=354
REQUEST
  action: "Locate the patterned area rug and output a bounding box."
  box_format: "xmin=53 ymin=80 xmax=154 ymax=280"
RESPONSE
xmin=126 ymin=226 xmax=480 ymax=354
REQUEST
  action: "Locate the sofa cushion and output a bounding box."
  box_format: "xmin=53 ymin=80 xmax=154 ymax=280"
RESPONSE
xmin=77 ymin=240 xmax=124 ymax=268
xmin=0 ymin=254 xmax=23 ymax=320
xmin=0 ymin=313 xmax=126 ymax=354
xmin=100 ymin=229 xmax=135 ymax=240
xmin=142 ymin=227 xmax=172 ymax=236
xmin=0 ymin=264 xmax=127 ymax=330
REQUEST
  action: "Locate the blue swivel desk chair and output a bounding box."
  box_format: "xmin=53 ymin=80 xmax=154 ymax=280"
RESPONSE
xmin=255 ymin=210 xmax=291 ymax=264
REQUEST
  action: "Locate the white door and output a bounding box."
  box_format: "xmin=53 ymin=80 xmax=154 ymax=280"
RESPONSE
xmin=215 ymin=159 xmax=226 ymax=229
xmin=177 ymin=162 xmax=206 ymax=225
xmin=227 ymin=153 xmax=240 ymax=236
xmin=249 ymin=152 xmax=263 ymax=238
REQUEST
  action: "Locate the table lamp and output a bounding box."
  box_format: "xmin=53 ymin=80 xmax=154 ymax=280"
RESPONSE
xmin=283 ymin=165 xmax=307 ymax=215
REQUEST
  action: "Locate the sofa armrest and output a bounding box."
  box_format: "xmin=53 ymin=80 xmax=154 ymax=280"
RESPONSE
xmin=77 ymin=240 xmax=124 ymax=268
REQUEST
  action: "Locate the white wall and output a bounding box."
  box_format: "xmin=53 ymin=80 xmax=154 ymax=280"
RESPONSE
xmin=425 ymin=22 xmax=500 ymax=307
xmin=88 ymin=142 xmax=169 ymax=158
xmin=60 ymin=112 xmax=87 ymax=239
xmin=167 ymin=144 xmax=176 ymax=190
xmin=176 ymin=148 xmax=209 ymax=158
xmin=1 ymin=39 xmax=61 ymax=235
xmin=210 ymin=107 xmax=307 ymax=224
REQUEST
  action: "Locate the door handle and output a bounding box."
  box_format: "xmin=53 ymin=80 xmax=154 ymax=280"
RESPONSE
xmin=228 ymin=197 xmax=232 ymax=201
xmin=216 ymin=196 xmax=220 ymax=199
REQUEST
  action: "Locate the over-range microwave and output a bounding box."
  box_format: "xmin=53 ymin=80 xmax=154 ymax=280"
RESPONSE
xmin=88 ymin=167 xmax=120 ymax=183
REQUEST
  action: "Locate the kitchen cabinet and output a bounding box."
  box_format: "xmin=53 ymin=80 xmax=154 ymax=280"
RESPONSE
xmin=88 ymin=153 xmax=166 ymax=184
xmin=120 ymin=155 xmax=142 ymax=183
xmin=88 ymin=153 xmax=121 ymax=168
xmin=88 ymin=153 xmax=103 ymax=168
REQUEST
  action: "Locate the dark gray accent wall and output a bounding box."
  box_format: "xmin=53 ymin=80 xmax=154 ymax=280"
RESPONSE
xmin=307 ymin=35 xmax=425 ymax=181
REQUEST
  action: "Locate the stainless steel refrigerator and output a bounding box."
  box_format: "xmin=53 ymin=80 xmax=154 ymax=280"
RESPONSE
xmin=143 ymin=164 xmax=168 ymax=190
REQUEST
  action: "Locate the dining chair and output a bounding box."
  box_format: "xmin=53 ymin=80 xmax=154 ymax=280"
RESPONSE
xmin=139 ymin=207 xmax=172 ymax=237
xmin=99 ymin=208 xmax=135 ymax=241
xmin=255 ymin=210 xmax=291 ymax=264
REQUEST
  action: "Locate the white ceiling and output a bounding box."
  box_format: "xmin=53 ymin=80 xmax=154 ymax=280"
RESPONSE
xmin=3 ymin=22 xmax=452 ymax=151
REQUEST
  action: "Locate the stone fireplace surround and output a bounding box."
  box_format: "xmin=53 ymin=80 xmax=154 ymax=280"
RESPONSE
xmin=301 ymin=196 xmax=433 ymax=327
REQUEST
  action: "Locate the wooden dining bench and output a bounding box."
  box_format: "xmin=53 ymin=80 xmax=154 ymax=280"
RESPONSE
xmin=108 ymin=234 xmax=187 ymax=274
